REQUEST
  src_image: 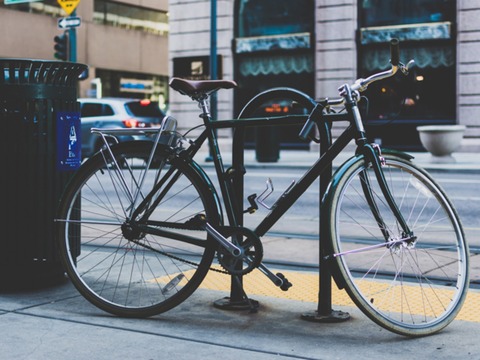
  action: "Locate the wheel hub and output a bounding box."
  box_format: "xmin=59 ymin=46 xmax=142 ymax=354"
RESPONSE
xmin=121 ymin=221 xmax=145 ymax=241
xmin=388 ymin=234 xmax=417 ymax=253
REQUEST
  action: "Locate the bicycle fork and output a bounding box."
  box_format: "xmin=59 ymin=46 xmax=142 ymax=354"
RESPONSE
xmin=329 ymin=144 xmax=416 ymax=261
xmin=363 ymin=144 xmax=414 ymax=238
xmin=326 ymin=145 xmax=417 ymax=262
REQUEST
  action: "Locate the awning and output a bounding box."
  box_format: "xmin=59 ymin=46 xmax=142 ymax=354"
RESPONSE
xmin=239 ymin=53 xmax=313 ymax=76
xmin=361 ymin=45 xmax=454 ymax=71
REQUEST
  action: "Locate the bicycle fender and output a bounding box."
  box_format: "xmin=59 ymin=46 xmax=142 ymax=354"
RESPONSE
xmin=326 ymin=147 xmax=414 ymax=200
xmin=380 ymin=148 xmax=414 ymax=161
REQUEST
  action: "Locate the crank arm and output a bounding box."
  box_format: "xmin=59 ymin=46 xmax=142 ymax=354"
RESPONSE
xmin=203 ymin=222 xmax=243 ymax=257
xmin=257 ymin=263 xmax=292 ymax=291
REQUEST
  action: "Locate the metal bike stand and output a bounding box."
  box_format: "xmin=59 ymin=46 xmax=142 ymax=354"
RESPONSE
xmin=213 ymin=125 xmax=259 ymax=311
xmin=214 ymin=117 xmax=349 ymax=321
xmin=300 ymin=121 xmax=350 ymax=323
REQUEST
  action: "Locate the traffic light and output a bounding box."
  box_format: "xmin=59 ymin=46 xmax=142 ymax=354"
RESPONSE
xmin=54 ymin=32 xmax=69 ymax=61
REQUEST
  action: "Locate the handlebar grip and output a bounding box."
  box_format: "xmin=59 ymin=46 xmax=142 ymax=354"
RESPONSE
xmin=390 ymin=38 xmax=400 ymax=66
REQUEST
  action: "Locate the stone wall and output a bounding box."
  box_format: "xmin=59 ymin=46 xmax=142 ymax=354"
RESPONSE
xmin=458 ymin=0 xmax=480 ymax=149
xmin=168 ymin=0 xmax=235 ymax=138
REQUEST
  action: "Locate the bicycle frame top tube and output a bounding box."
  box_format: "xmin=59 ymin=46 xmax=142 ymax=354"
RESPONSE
xmin=190 ymin=94 xmax=356 ymax=235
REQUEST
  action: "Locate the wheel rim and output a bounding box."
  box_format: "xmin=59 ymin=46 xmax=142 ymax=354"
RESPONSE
xmin=330 ymin=157 xmax=468 ymax=334
xmin=59 ymin=143 xmax=217 ymax=316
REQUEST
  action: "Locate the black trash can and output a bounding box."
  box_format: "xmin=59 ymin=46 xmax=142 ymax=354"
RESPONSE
xmin=255 ymin=126 xmax=280 ymax=162
xmin=0 ymin=59 xmax=87 ymax=288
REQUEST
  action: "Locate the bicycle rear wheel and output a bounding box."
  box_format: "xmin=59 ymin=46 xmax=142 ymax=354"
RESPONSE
xmin=56 ymin=141 xmax=220 ymax=317
xmin=326 ymin=153 xmax=469 ymax=336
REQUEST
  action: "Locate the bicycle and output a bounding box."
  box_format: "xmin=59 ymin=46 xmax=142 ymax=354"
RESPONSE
xmin=55 ymin=39 xmax=469 ymax=337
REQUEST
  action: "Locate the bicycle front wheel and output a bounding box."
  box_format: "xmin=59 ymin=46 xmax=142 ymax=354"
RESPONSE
xmin=56 ymin=141 xmax=220 ymax=317
xmin=327 ymin=154 xmax=469 ymax=336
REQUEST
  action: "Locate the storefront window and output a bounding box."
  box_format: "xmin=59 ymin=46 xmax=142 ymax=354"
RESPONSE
xmin=235 ymin=0 xmax=314 ymax=149
xmin=359 ymin=0 xmax=456 ymax=124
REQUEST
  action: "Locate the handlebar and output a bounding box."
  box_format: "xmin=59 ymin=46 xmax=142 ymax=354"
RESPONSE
xmin=390 ymin=38 xmax=400 ymax=66
xmin=350 ymin=38 xmax=411 ymax=94
xmin=299 ymin=39 xmax=413 ymax=140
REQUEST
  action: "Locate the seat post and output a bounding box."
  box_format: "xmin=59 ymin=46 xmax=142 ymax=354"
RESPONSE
xmin=197 ymin=96 xmax=211 ymax=120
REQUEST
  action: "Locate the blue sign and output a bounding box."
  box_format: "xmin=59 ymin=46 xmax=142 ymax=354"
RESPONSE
xmin=56 ymin=111 xmax=81 ymax=171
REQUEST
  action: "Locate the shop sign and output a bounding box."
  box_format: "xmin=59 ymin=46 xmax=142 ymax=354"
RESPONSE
xmin=119 ymin=78 xmax=154 ymax=94
xmin=173 ymin=55 xmax=223 ymax=80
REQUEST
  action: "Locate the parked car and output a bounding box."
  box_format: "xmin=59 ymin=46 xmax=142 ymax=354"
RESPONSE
xmin=79 ymin=97 xmax=165 ymax=157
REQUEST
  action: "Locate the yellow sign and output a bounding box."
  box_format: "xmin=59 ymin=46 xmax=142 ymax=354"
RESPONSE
xmin=57 ymin=0 xmax=80 ymax=15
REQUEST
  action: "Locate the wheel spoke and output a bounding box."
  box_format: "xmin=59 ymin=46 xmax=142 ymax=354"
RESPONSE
xmin=56 ymin=142 xmax=218 ymax=317
xmin=330 ymin=155 xmax=469 ymax=336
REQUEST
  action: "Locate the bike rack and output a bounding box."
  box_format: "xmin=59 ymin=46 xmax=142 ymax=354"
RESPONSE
xmin=213 ymin=109 xmax=350 ymax=322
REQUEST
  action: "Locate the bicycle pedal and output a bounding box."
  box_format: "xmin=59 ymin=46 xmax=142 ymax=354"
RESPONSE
xmin=276 ymin=272 xmax=293 ymax=291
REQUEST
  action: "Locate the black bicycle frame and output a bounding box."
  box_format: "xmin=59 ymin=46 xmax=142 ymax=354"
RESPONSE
xmin=130 ymin=92 xmax=412 ymax=256
xmin=194 ymin=112 xmax=412 ymax=244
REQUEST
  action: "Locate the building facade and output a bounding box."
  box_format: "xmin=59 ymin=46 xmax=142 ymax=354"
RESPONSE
xmin=169 ymin=0 xmax=480 ymax=151
xmin=0 ymin=0 xmax=169 ymax=109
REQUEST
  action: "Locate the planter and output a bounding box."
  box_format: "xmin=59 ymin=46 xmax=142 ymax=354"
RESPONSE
xmin=417 ymin=125 xmax=465 ymax=162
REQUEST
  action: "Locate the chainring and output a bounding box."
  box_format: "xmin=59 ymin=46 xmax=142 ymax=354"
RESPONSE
xmin=216 ymin=227 xmax=263 ymax=276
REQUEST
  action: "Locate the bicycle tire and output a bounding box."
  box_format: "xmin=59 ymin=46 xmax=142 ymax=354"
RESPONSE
xmin=56 ymin=141 xmax=221 ymax=317
xmin=326 ymin=153 xmax=469 ymax=336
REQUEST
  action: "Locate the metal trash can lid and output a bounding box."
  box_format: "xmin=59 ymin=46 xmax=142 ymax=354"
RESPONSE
xmin=0 ymin=58 xmax=88 ymax=87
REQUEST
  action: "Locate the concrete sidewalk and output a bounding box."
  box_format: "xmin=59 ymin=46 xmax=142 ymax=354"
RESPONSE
xmin=1 ymin=148 xmax=479 ymax=360
xmin=1 ymin=276 xmax=479 ymax=360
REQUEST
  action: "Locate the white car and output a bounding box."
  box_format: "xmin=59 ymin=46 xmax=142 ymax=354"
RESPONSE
xmin=79 ymin=97 xmax=165 ymax=157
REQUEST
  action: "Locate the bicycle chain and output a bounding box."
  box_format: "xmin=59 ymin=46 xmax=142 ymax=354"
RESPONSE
xmin=129 ymin=221 xmax=231 ymax=274
xmin=130 ymin=217 xmax=262 ymax=275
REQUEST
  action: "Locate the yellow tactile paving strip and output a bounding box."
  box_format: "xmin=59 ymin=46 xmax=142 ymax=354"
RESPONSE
xmin=194 ymin=268 xmax=479 ymax=323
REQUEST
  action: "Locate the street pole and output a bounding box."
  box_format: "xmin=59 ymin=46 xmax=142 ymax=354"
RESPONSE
xmin=68 ymin=10 xmax=77 ymax=62
xmin=206 ymin=0 xmax=217 ymax=161
xmin=210 ymin=0 xmax=217 ymax=84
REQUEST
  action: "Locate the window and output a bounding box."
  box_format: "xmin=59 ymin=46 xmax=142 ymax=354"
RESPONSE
xmin=81 ymin=103 xmax=114 ymax=117
xmin=359 ymin=0 xmax=456 ymax=122
xmin=235 ymin=0 xmax=315 ymax=150
xmin=1 ymin=0 xmax=168 ymax=36
xmin=238 ymin=0 xmax=312 ymax=37
xmin=125 ymin=101 xmax=164 ymax=118
xmin=93 ymin=0 xmax=169 ymax=35
xmin=0 ymin=0 xmax=64 ymax=17
xmin=360 ymin=0 xmax=455 ymax=27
